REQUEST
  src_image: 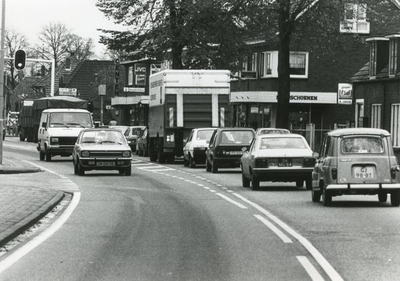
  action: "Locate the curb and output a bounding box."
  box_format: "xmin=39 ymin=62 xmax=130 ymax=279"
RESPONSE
xmin=0 ymin=167 xmax=42 ymax=174
xmin=0 ymin=191 xmax=66 ymax=247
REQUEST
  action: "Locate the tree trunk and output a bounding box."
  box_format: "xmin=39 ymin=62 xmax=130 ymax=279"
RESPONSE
xmin=276 ymin=3 xmax=292 ymax=129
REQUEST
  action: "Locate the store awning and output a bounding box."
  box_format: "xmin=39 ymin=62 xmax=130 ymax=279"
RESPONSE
xmin=230 ymin=91 xmax=338 ymax=104
xmin=111 ymin=96 xmax=149 ymax=106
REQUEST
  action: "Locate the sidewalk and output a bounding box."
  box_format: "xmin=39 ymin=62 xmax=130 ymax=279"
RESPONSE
xmin=0 ymin=156 xmax=65 ymax=247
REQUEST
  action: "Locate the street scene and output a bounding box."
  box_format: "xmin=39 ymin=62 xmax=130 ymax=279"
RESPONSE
xmin=1 ymin=0 xmax=400 ymax=280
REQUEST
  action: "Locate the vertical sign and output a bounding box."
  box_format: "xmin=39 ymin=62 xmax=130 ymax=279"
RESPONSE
xmin=98 ymin=84 xmax=106 ymax=125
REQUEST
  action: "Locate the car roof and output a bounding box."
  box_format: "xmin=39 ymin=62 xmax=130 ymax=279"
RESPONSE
xmin=193 ymin=127 xmax=216 ymax=131
xmin=81 ymin=128 xmax=122 ymax=133
xmin=216 ymin=127 xmax=255 ymax=132
xmin=43 ymin=108 xmax=89 ymax=113
xmin=257 ymin=133 xmax=305 ymax=139
xmin=327 ymin=128 xmax=391 ymax=137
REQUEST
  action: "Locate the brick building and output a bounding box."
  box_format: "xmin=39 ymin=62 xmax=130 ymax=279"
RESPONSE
xmin=230 ymin=0 xmax=400 ymax=150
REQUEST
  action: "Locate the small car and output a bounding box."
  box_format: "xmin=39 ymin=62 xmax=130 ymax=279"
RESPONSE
xmin=312 ymin=128 xmax=400 ymax=206
xmin=136 ymin=127 xmax=149 ymax=156
xmin=72 ymin=128 xmax=132 ymax=176
xmin=205 ymin=127 xmax=255 ymax=173
xmin=124 ymin=126 xmax=146 ymax=152
xmin=255 ymin=128 xmax=290 ymax=135
xmin=183 ymin=128 xmax=215 ymax=168
xmin=241 ymin=134 xmax=316 ymax=190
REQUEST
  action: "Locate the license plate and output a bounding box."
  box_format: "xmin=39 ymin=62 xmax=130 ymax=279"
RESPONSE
xmin=278 ymin=158 xmax=292 ymax=167
xmin=97 ymin=162 xmax=115 ymax=167
xmin=229 ymin=151 xmax=242 ymax=155
xmin=353 ymin=166 xmax=374 ymax=179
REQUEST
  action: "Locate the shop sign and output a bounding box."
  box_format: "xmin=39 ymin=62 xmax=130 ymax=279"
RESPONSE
xmin=59 ymin=88 xmax=77 ymax=96
xmin=123 ymin=87 xmax=145 ymax=93
xmin=338 ymin=83 xmax=353 ymax=105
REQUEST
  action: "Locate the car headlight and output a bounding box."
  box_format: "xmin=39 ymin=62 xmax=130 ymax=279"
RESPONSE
xmin=122 ymin=151 xmax=131 ymax=157
xmin=51 ymin=137 xmax=59 ymax=144
xmin=81 ymin=150 xmax=90 ymax=157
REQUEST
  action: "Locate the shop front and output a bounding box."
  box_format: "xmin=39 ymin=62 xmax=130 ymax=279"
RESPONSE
xmin=111 ymin=96 xmax=149 ymax=126
xmin=230 ymin=91 xmax=338 ymax=151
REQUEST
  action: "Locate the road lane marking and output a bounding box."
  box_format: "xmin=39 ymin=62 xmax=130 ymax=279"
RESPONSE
xmin=297 ymin=256 xmax=325 ymax=281
xmin=0 ymin=192 xmax=81 ymax=274
xmin=215 ymin=193 xmax=248 ymax=209
xmin=24 ymin=160 xmax=68 ymax=179
xmin=254 ymin=214 xmax=292 ymax=243
xmin=233 ymin=193 xmax=343 ymax=281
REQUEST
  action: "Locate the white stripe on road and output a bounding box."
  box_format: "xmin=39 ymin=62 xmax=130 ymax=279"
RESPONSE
xmin=24 ymin=160 xmax=68 ymax=179
xmin=297 ymin=256 xmax=325 ymax=281
xmin=0 ymin=192 xmax=81 ymax=274
xmin=254 ymin=214 xmax=292 ymax=243
xmin=215 ymin=193 xmax=248 ymax=209
xmin=233 ymin=193 xmax=343 ymax=281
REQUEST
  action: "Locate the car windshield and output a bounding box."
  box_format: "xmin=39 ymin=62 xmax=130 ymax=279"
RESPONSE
xmin=341 ymin=136 xmax=384 ymax=154
xmin=81 ymin=130 xmax=126 ymax=144
xmin=220 ymin=131 xmax=253 ymax=144
xmin=259 ymin=137 xmax=307 ymax=149
xmin=258 ymin=129 xmax=289 ymax=135
xmin=50 ymin=112 xmax=92 ymax=128
xmin=197 ymin=130 xmax=214 ymax=140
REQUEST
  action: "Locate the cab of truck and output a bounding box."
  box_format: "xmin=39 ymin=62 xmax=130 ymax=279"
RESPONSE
xmin=37 ymin=108 xmax=93 ymax=161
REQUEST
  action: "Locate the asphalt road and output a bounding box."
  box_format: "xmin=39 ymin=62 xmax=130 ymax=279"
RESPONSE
xmin=2 ymin=137 xmax=400 ymax=281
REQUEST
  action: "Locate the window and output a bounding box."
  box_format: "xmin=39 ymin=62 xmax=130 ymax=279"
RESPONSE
xmin=341 ymin=137 xmax=384 ymax=154
xmin=65 ymin=58 xmax=71 ymax=70
xmin=251 ymin=53 xmax=257 ymax=71
xmin=128 ymin=66 xmax=133 ymax=86
xmin=389 ymin=39 xmax=398 ymax=76
xmin=371 ymin=104 xmax=382 ymax=128
xmin=391 ymin=104 xmax=400 ymax=147
xmin=340 ymin=3 xmax=370 ymax=34
xmin=261 ymin=51 xmax=308 ymax=78
xmin=369 ymin=42 xmax=377 ymax=77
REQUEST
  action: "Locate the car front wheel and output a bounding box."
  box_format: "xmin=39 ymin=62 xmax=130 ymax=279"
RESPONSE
xmin=252 ymin=175 xmax=260 ymax=190
xmin=211 ymin=160 xmax=218 ymax=173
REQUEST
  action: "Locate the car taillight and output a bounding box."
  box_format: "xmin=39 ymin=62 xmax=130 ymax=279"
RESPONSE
xmin=166 ymin=133 xmax=175 ymax=143
xmin=391 ymin=166 xmax=400 ymax=179
xmin=331 ymin=168 xmax=337 ymax=180
xmin=255 ymin=158 xmax=268 ymax=168
xmin=303 ymin=158 xmax=316 ymax=167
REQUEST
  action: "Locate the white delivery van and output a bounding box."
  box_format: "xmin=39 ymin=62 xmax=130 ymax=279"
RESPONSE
xmin=37 ymin=108 xmax=93 ymax=161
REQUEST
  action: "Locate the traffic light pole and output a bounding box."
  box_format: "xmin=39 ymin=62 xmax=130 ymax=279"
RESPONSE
xmin=0 ymin=0 xmax=6 ymax=165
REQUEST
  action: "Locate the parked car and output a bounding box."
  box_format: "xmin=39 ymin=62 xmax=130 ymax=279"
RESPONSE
xmin=109 ymin=125 xmax=129 ymax=135
xmin=241 ymin=134 xmax=316 ymax=190
xmin=255 ymin=128 xmax=290 ymax=135
xmin=72 ymin=128 xmax=132 ymax=176
xmin=183 ymin=128 xmax=216 ymax=168
xmin=206 ymin=128 xmax=255 ymax=173
xmin=312 ymin=128 xmax=400 ymax=206
xmin=125 ymin=126 xmax=146 ymax=152
xmin=136 ymin=127 xmax=148 ymax=156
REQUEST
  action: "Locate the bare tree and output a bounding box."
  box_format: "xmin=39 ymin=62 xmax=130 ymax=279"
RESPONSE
xmin=66 ymin=34 xmax=95 ymax=61
xmin=37 ymin=22 xmax=72 ymax=68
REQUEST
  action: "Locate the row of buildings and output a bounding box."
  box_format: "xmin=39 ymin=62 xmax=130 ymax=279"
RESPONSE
xmin=9 ymin=0 xmax=400 ymax=151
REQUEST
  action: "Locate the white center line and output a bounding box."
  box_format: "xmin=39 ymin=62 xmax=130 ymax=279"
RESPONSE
xmin=297 ymin=256 xmax=325 ymax=281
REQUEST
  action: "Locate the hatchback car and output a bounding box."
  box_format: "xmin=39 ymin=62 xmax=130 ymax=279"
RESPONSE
xmin=72 ymin=128 xmax=132 ymax=176
xmin=183 ymin=128 xmax=215 ymax=168
xmin=241 ymin=134 xmax=316 ymax=190
xmin=255 ymin=128 xmax=290 ymax=135
xmin=205 ymin=128 xmax=255 ymax=173
xmin=125 ymin=126 xmax=146 ymax=152
xmin=312 ymin=128 xmax=400 ymax=206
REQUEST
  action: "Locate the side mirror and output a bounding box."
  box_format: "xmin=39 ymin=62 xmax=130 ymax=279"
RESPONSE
xmin=206 ymin=140 xmax=210 ymax=144
xmin=242 ymin=147 xmax=248 ymax=152
xmin=313 ymin=152 xmax=319 ymax=158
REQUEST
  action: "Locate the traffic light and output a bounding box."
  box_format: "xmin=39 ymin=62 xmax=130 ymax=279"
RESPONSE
xmin=14 ymin=50 xmax=26 ymax=70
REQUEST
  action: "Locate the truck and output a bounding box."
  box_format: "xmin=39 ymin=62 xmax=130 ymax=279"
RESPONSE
xmin=19 ymin=96 xmax=89 ymax=143
xmin=148 ymin=69 xmax=231 ymax=163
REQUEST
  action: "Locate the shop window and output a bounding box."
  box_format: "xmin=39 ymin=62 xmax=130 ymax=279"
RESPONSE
xmin=340 ymin=3 xmax=370 ymax=34
xmin=389 ymin=39 xmax=398 ymax=77
xmin=371 ymin=104 xmax=382 ymax=128
xmin=391 ymin=104 xmax=400 ymax=147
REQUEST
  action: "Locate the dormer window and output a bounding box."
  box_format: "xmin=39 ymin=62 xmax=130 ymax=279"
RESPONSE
xmin=369 ymin=41 xmax=377 ymax=77
xmin=366 ymin=37 xmax=389 ymax=79
xmin=387 ymin=34 xmax=400 ymax=77
xmin=340 ymin=3 xmax=370 ymax=34
xmin=65 ymin=58 xmax=71 ymax=70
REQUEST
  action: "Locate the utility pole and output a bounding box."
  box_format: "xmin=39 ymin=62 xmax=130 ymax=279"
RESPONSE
xmin=0 ymin=0 xmax=6 ymax=165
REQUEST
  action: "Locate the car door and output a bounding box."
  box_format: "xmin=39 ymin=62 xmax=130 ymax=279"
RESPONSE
xmin=184 ymin=130 xmax=194 ymax=160
xmin=312 ymin=134 xmax=329 ymax=188
xmin=241 ymin=137 xmax=255 ymax=177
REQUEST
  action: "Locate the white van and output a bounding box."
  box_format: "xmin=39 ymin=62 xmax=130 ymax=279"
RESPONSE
xmin=37 ymin=108 xmax=93 ymax=161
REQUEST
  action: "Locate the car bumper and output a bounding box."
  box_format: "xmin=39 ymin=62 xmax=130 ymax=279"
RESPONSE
xmin=213 ymin=157 xmax=242 ymax=168
xmin=252 ymin=167 xmax=313 ymax=180
xmin=326 ymin=183 xmax=400 ymax=190
xmin=79 ymin=158 xmax=132 ymax=169
xmin=44 ymin=145 xmax=74 ymax=155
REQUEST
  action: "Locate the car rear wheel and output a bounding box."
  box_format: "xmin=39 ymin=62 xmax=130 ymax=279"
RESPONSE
xmin=242 ymin=173 xmax=250 ymax=187
xmin=378 ymin=192 xmax=387 ymax=203
xmin=206 ymin=160 xmax=211 ymax=172
xmin=252 ymin=175 xmax=260 ymax=190
xmin=211 ymin=160 xmax=218 ymax=173
xmin=391 ymin=191 xmax=400 ymax=207
xmin=311 ymin=187 xmax=321 ymax=202
xmin=189 ymin=155 xmax=195 ymax=168
xmin=322 ymin=186 xmax=332 ymax=206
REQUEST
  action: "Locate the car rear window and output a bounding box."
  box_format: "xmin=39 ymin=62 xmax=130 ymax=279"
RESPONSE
xmin=260 ymin=137 xmax=307 ymax=149
xmin=197 ymin=130 xmax=214 ymax=140
xmin=220 ymin=131 xmax=253 ymax=144
xmin=341 ymin=137 xmax=384 ymax=154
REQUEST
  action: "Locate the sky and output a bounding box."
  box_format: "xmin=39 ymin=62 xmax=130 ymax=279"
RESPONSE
xmin=3 ymin=0 xmax=125 ymax=58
